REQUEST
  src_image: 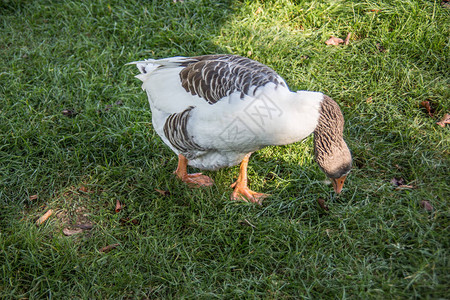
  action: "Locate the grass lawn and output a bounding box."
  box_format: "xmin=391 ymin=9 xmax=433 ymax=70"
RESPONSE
xmin=1 ymin=0 xmax=449 ymax=298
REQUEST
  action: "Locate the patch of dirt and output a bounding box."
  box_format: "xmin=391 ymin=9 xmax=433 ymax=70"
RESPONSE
xmin=54 ymin=185 xmax=96 ymax=228
xmin=28 ymin=183 xmax=99 ymax=237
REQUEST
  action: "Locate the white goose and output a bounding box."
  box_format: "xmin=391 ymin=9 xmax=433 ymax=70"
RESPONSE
xmin=129 ymin=54 xmax=352 ymax=203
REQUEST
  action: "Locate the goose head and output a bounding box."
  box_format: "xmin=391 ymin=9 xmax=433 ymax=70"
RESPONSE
xmin=313 ymin=95 xmax=352 ymax=194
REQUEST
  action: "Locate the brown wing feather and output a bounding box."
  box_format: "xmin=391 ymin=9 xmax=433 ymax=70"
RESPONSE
xmin=163 ymin=106 xmax=205 ymax=158
xmin=179 ymin=55 xmax=286 ymax=104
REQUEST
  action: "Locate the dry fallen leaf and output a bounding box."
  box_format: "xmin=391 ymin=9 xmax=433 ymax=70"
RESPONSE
xmin=29 ymin=195 xmax=38 ymax=201
xmin=79 ymin=186 xmax=88 ymax=193
xmin=325 ymin=36 xmax=344 ymax=45
xmin=390 ymin=177 xmax=406 ymax=187
xmin=115 ymin=199 xmax=123 ymax=212
xmin=99 ymin=243 xmax=119 ymax=253
xmin=155 ymin=188 xmax=171 ymax=196
xmin=436 ymin=113 xmax=450 ymax=127
xmin=370 ymin=9 xmax=381 ymax=12
xmin=420 ymin=100 xmax=435 ymax=117
xmin=76 ymin=223 xmax=94 ymax=230
xmin=63 ymin=228 xmax=83 ymax=236
xmin=420 ymin=200 xmax=433 ymax=212
xmin=119 ymin=218 xmax=140 ymax=226
xmin=376 ymin=42 xmax=386 ymax=53
xmin=62 ymin=109 xmax=78 ymax=117
xmin=36 ymin=209 xmax=54 ymax=226
xmin=344 ymin=32 xmax=352 ymax=45
xmin=317 ymin=198 xmax=329 ymax=211
xmin=255 ymin=7 xmax=263 ymax=15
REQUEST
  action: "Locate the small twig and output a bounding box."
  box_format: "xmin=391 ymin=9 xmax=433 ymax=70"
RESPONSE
xmin=395 ymin=185 xmax=416 ymax=190
xmin=240 ymin=219 xmax=256 ymax=228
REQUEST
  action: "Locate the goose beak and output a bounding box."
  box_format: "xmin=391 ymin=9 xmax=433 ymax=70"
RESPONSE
xmin=330 ymin=175 xmax=347 ymax=194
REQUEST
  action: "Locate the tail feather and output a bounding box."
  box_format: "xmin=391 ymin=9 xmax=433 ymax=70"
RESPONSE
xmin=127 ymin=56 xmax=189 ymax=82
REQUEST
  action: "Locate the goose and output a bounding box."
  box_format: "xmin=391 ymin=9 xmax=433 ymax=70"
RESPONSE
xmin=129 ymin=54 xmax=352 ymax=204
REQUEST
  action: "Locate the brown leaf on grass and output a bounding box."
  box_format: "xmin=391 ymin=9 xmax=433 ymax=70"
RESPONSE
xmin=255 ymin=7 xmax=263 ymax=15
xmin=317 ymin=198 xmax=329 ymax=211
xmin=366 ymin=96 xmax=373 ymax=103
xmin=436 ymin=113 xmax=450 ymax=127
xmin=420 ymin=100 xmax=435 ymax=117
xmin=36 ymin=209 xmax=54 ymax=226
xmin=62 ymin=109 xmax=78 ymax=117
xmin=78 ymin=187 xmax=88 ymax=193
xmin=370 ymin=9 xmax=381 ymax=12
xmin=115 ymin=199 xmax=123 ymax=213
xmin=155 ymin=188 xmax=171 ymax=196
xmin=119 ymin=218 xmax=140 ymax=226
xmin=63 ymin=228 xmax=83 ymax=236
xmin=420 ymin=200 xmax=433 ymax=212
xmin=344 ymin=32 xmax=352 ymax=45
xmin=76 ymin=223 xmax=94 ymax=230
xmin=390 ymin=177 xmax=406 ymax=187
xmin=325 ymin=36 xmax=344 ymax=45
xmin=376 ymin=42 xmax=386 ymax=52
xmin=29 ymin=195 xmax=38 ymax=201
xmin=99 ymin=243 xmax=119 ymax=253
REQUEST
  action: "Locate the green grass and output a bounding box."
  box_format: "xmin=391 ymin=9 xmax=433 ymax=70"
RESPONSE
xmin=1 ymin=0 xmax=449 ymax=298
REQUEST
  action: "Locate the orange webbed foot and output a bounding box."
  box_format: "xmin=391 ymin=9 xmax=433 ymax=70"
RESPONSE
xmin=179 ymin=172 xmax=214 ymax=188
xmin=174 ymin=154 xmax=214 ymax=188
xmin=230 ymin=182 xmax=268 ymax=205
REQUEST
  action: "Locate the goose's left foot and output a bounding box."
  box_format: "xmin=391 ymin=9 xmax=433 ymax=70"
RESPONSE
xmin=230 ymin=153 xmax=268 ymax=205
xmin=174 ymin=154 xmax=214 ymax=188
xmin=230 ymin=181 xmax=268 ymax=204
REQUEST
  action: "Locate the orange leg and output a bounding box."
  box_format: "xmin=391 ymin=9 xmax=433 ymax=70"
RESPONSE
xmin=174 ymin=154 xmax=214 ymax=187
xmin=230 ymin=153 xmax=268 ymax=204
